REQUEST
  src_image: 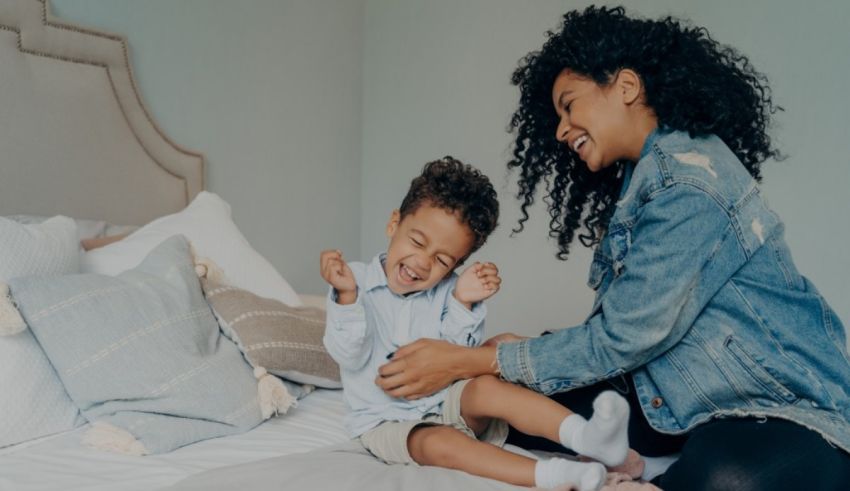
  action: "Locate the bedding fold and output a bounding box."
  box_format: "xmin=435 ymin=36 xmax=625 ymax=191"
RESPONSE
xmin=162 ymin=440 xmax=661 ymax=491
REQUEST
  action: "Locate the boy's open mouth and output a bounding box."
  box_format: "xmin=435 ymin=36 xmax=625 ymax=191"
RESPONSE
xmin=398 ymin=264 xmax=421 ymax=284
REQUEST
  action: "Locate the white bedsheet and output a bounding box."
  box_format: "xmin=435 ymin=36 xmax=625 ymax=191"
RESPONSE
xmin=0 ymin=389 xmax=349 ymax=491
xmin=0 ymin=387 xmax=675 ymax=490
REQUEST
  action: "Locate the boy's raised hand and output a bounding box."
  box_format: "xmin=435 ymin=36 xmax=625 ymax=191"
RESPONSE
xmin=320 ymin=250 xmax=357 ymax=304
xmin=453 ymin=261 xmax=501 ymax=307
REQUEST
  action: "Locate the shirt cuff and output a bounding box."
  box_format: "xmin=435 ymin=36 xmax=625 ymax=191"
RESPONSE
xmin=496 ymin=338 xmax=539 ymax=391
xmin=326 ymin=287 xmax=365 ymax=323
xmin=446 ymin=294 xmax=486 ymax=324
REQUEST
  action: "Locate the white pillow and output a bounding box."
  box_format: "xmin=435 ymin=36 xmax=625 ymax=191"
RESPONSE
xmin=82 ymin=192 xmax=302 ymax=307
xmin=0 ymin=216 xmax=85 ymax=448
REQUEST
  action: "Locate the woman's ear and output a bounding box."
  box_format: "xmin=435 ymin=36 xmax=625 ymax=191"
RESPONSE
xmin=386 ymin=210 xmax=401 ymax=238
xmin=615 ymin=69 xmax=643 ymax=105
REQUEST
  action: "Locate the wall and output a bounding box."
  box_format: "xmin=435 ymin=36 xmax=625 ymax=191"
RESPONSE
xmin=51 ymin=0 xmax=365 ymax=296
xmin=49 ymin=0 xmax=850 ymax=337
xmin=361 ymin=0 xmax=850 ymax=336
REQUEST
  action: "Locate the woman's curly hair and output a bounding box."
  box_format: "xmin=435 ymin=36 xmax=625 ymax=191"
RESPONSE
xmin=400 ymin=156 xmax=499 ymax=255
xmin=508 ymin=5 xmax=782 ymax=259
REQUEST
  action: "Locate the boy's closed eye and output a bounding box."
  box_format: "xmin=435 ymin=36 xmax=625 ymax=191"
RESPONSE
xmin=409 ymin=236 xmax=454 ymax=269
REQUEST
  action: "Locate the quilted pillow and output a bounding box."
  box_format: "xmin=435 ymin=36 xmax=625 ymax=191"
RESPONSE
xmin=202 ymin=279 xmax=341 ymax=389
xmin=0 ymin=216 xmax=84 ymax=448
xmin=8 ymin=235 xmax=269 ymax=455
xmin=6 ymin=214 xmax=107 ymax=241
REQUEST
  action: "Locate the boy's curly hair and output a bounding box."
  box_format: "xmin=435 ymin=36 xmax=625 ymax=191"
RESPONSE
xmin=508 ymin=5 xmax=783 ymax=259
xmin=400 ymin=156 xmax=499 ymax=255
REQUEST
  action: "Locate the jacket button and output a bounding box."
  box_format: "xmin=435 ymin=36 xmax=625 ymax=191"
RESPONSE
xmin=651 ymin=397 xmax=664 ymax=408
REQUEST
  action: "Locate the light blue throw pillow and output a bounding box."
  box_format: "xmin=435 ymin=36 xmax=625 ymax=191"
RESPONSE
xmin=0 ymin=215 xmax=85 ymax=448
xmin=9 ymin=235 xmax=264 ymax=455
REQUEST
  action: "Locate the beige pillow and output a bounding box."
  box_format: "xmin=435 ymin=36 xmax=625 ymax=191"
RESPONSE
xmin=201 ymin=279 xmax=341 ymax=388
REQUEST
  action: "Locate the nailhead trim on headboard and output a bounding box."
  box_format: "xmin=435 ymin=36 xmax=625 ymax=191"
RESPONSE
xmin=0 ymin=0 xmax=204 ymax=207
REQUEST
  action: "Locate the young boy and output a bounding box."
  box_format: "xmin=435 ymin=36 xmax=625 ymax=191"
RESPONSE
xmin=321 ymin=157 xmax=629 ymax=491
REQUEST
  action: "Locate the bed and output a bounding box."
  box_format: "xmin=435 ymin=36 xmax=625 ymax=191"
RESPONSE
xmin=0 ymin=390 xmax=349 ymax=491
xmin=0 ymin=0 xmax=352 ymax=488
xmin=0 ymin=1 xmax=666 ymax=489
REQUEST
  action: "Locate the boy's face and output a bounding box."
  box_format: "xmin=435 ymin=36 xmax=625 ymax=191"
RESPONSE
xmin=383 ymin=203 xmax=474 ymax=296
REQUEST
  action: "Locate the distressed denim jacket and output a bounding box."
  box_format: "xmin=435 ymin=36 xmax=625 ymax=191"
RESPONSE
xmin=497 ymin=130 xmax=850 ymax=452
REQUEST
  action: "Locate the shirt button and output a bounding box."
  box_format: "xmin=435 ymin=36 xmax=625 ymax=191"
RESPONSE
xmin=651 ymin=397 xmax=664 ymax=409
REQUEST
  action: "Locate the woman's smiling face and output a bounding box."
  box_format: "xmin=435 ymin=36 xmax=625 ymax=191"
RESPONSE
xmin=551 ymin=69 xmax=633 ymax=172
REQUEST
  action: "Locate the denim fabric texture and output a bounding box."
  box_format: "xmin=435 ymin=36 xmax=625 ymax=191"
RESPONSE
xmin=497 ymin=130 xmax=850 ymax=452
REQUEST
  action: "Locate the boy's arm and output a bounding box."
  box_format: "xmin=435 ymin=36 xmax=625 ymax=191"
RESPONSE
xmin=440 ymin=293 xmax=487 ymax=347
xmin=321 ymin=255 xmax=374 ymax=371
xmin=323 ymin=286 xmax=373 ymax=371
xmin=439 ymin=261 xmax=500 ymax=346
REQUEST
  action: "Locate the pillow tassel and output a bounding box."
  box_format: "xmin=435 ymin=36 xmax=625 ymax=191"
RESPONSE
xmin=0 ymin=283 xmax=26 ymax=336
xmin=254 ymin=366 xmax=297 ymax=419
xmin=82 ymin=421 xmax=148 ymax=456
xmin=191 ymin=244 xmax=228 ymax=285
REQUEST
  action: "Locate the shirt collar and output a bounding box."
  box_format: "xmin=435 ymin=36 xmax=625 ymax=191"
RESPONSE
xmin=638 ymin=125 xmax=668 ymax=161
xmin=364 ymin=253 xmax=437 ymax=300
xmin=620 ymin=126 xmax=669 ymax=200
xmin=619 ymin=161 xmax=635 ymax=201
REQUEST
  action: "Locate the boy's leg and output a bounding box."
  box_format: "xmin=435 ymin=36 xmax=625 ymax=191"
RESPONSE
xmin=407 ymin=424 xmax=605 ymax=491
xmin=459 ymin=374 xmax=569 ymax=441
xmin=460 ymin=375 xmax=629 ymax=467
xmin=507 ymin=375 xmax=688 ymax=457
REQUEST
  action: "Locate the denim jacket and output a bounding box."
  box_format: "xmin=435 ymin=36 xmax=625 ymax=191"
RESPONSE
xmin=497 ymin=130 xmax=850 ymax=452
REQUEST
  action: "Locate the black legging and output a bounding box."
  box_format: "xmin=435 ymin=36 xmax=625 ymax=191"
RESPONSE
xmin=505 ymin=375 xmax=850 ymax=491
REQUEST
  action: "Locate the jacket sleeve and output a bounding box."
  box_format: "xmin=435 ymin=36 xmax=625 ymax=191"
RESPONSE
xmin=497 ymin=184 xmax=748 ymax=394
xmin=323 ymin=283 xmax=373 ymax=372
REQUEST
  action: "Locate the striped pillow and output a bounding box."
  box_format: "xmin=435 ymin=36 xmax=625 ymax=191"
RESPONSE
xmin=9 ymin=235 xmax=264 ymax=455
xmin=202 ymin=279 xmax=341 ymax=388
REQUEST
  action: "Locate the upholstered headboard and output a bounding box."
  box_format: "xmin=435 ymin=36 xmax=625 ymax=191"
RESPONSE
xmin=0 ymin=0 xmax=203 ymax=225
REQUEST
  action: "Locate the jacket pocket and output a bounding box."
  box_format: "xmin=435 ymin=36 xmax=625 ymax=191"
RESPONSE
xmin=724 ymin=336 xmax=798 ymax=404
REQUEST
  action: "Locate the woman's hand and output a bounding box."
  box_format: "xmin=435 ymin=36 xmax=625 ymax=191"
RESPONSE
xmin=376 ymin=339 xmax=496 ymax=400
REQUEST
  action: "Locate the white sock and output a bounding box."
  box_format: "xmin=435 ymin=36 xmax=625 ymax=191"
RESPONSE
xmin=534 ymin=458 xmax=605 ymax=491
xmin=558 ymin=390 xmax=630 ymax=467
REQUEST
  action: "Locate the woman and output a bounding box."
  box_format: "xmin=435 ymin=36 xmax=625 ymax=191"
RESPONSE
xmin=376 ymin=6 xmax=850 ymax=490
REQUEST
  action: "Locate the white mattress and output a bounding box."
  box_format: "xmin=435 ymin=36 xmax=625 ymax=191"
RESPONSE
xmin=0 ymin=388 xmax=676 ymax=490
xmin=0 ymin=389 xmax=349 ymax=491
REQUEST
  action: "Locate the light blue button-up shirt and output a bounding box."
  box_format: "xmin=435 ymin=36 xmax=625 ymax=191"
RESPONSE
xmin=324 ymin=253 xmax=486 ymax=437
